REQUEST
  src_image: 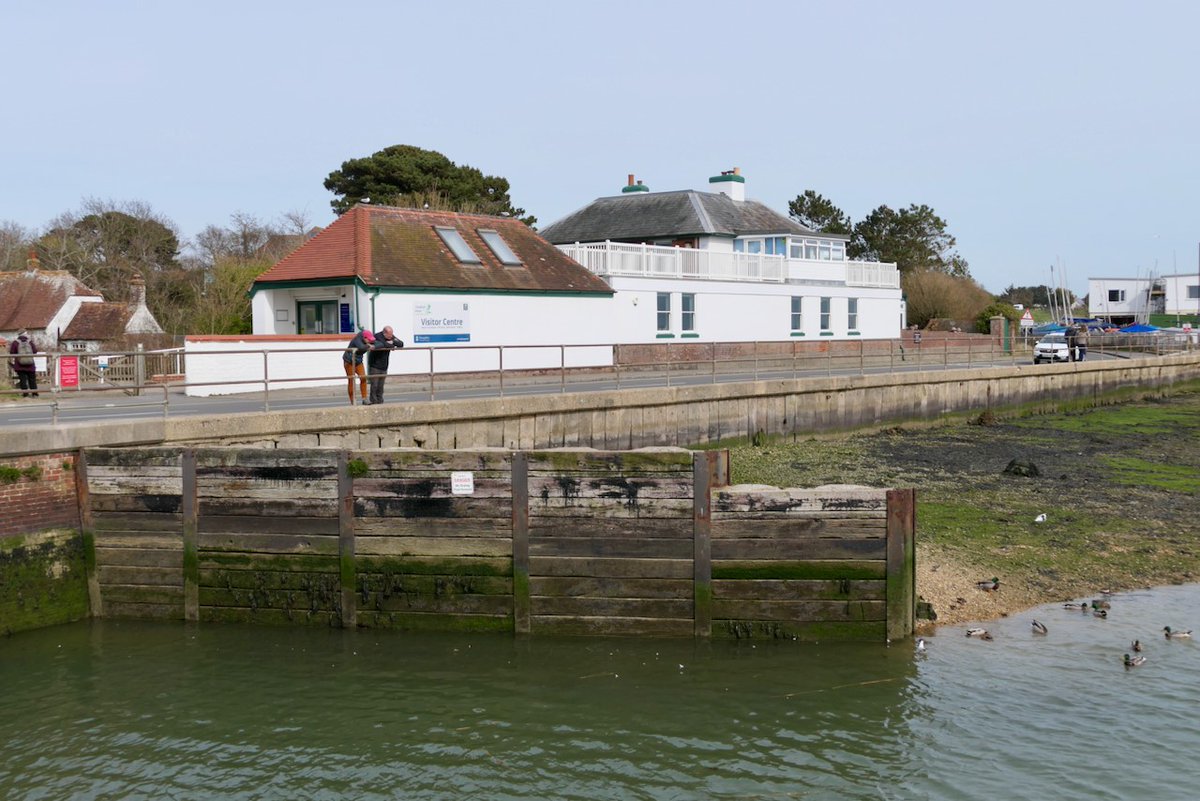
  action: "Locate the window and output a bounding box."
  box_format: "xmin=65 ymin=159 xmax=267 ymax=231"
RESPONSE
xmin=820 ymin=297 xmax=831 ymax=331
xmin=733 ymin=239 xmax=744 ymax=252
xmin=764 ymin=236 xmax=786 ymax=256
xmin=477 ymin=229 xmax=521 ymax=265
xmin=657 ymin=292 xmax=671 ymax=332
xmin=819 ymin=242 xmax=832 ymax=260
xmin=848 ymin=298 xmax=858 ymax=330
xmin=804 ymin=241 xmax=818 ymax=260
xmin=1188 ymin=285 xmax=1200 ymax=300
xmin=1108 ymin=289 xmax=1126 ymax=303
xmin=682 ymin=293 xmax=695 ymax=332
xmin=746 ymin=239 xmax=762 ymax=254
xmin=791 ymin=296 xmax=803 ymax=332
xmin=832 ymin=242 xmax=846 ymax=261
xmin=435 ymin=227 xmax=481 ymax=264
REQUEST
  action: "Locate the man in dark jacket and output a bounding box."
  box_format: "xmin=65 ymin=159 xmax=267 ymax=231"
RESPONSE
xmin=9 ymin=330 xmax=39 ymax=398
xmin=367 ymin=326 xmax=404 ymax=405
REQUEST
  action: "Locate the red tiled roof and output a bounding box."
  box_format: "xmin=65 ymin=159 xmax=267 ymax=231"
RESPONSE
xmin=0 ymin=271 xmax=102 ymax=330
xmin=252 ymin=205 xmax=612 ymax=294
xmin=60 ymin=302 xmax=133 ymax=340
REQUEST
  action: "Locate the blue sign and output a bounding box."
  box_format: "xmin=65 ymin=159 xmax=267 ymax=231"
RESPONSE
xmin=414 ymin=333 xmax=471 ymax=343
xmin=339 ymin=303 xmax=353 ymax=333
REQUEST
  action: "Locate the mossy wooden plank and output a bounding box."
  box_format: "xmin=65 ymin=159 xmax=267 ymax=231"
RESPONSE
xmin=528 ymin=538 xmax=693 ymax=559
xmin=711 ymin=509 xmax=889 ymax=521
xmin=93 ymin=533 xmax=182 ymax=550
xmin=198 ymin=553 xmax=339 ymax=573
xmin=711 ymin=560 xmax=886 ymax=580
xmin=531 ymin=596 xmax=693 ymax=618
xmin=197 ymin=516 xmax=337 ymax=535
xmin=711 ymin=518 xmax=886 ymax=539
xmin=528 ymin=518 xmax=692 ymax=539
xmin=103 ymin=601 xmax=184 ymax=620
xmin=712 ymin=619 xmax=886 ymax=641
xmin=94 ymin=547 xmax=182 ymax=568
xmin=87 ymin=465 xmax=184 ymax=479
xmin=886 ymin=487 xmax=916 ymax=641
xmin=356 ymin=593 xmax=513 ymax=616
xmin=712 ymin=579 xmax=887 ymax=601
xmin=356 ymin=610 xmax=513 ymax=632
xmin=93 ymin=512 xmax=183 ymax=533
xmin=712 ymin=488 xmax=888 ymax=514
xmin=193 ymin=448 xmax=339 ymax=469
xmin=101 ymin=584 xmax=185 ymax=605
xmin=197 ymin=532 xmax=340 ymax=555
xmin=711 ymin=538 xmax=887 ymax=561
xmin=528 ymin=476 xmax=694 ymax=502
xmin=97 ymin=565 xmax=182 ymax=586
xmin=355 ymin=518 xmax=512 ymax=538
xmin=199 ymin=607 xmax=339 ymax=627
xmin=530 ymin=556 xmax=693 ymax=579
xmin=530 ymin=577 xmax=693 ymax=599
xmin=528 ymin=498 xmax=693 ymax=518
xmin=196 ymin=478 xmax=338 ymax=500
xmin=84 ymin=449 xmax=182 ymax=467
xmin=353 ymin=477 xmax=512 ymax=499
xmin=200 ymin=568 xmax=342 ymax=591
xmin=197 ymin=498 xmax=336 ymax=518
xmin=355 ymin=536 xmax=512 ymax=558
xmin=89 ymin=494 xmax=182 ymax=514
xmin=526 ymin=449 xmax=694 ymax=474
xmin=88 ymin=476 xmax=184 ymax=495
xmin=351 ymin=450 xmax=514 ymax=472
xmin=355 ymin=574 xmax=513 ymax=596
xmin=712 ymin=598 xmax=886 ymax=622
xmin=200 ymin=587 xmax=339 ymax=610
xmin=356 ymin=556 xmax=513 ymax=577
xmin=530 ymin=615 xmax=694 ymax=637
xmin=354 ymin=497 xmax=511 ymax=519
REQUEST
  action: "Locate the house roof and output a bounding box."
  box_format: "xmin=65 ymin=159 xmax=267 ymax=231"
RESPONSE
xmin=0 ymin=270 xmax=102 ymax=330
xmin=252 ymin=205 xmax=613 ymax=294
xmin=540 ymin=190 xmax=830 ymax=244
xmin=60 ymin=302 xmax=132 ymax=340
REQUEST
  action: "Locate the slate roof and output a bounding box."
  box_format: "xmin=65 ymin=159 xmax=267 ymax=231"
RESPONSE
xmin=540 ymin=190 xmax=833 ymax=244
xmin=0 ymin=270 xmax=102 ymax=330
xmin=60 ymin=302 xmax=133 ymax=340
xmin=253 ymin=205 xmax=613 ymax=294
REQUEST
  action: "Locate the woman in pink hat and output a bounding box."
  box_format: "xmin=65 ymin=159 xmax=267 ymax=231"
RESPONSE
xmin=342 ymin=328 xmax=375 ymax=405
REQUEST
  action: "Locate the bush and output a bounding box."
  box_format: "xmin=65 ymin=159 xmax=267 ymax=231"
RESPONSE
xmin=974 ymin=302 xmax=1021 ymax=334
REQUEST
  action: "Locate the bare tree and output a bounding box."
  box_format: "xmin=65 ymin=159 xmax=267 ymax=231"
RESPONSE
xmin=0 ymin=220 xmax=35 ymax=272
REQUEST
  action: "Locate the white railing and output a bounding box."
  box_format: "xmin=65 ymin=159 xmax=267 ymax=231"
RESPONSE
xmin=559 ymin=241 xmax=900 ymax=288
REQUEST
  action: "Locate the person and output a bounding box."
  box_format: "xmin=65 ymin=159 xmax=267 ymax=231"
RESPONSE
xmin=366 ymin=325 xmax=404 ymax=405
xmin=1076 ymin=324 xmax=1089 ymax=361
xmin=9 ymin=329 xmax=39 ymax=397
xmin=1065 ymin=324 xmax=1078 ymax=362
xmin=342 ymin=328 xmax=374 ymax=405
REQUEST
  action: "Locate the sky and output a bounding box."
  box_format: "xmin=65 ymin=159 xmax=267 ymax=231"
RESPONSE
xmin=2 ymin=0 xmax=1198 ymax=297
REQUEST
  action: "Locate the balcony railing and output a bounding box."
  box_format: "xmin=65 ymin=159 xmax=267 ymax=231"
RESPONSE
xmin=558 ymin=241 xmax=899 ymax=288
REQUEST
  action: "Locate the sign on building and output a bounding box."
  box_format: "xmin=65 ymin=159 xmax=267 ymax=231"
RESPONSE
xmin=413 ymin=302 xmax=471 ymax=343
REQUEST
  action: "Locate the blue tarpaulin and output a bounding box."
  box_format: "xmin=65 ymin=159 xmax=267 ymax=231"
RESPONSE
xmin=1119 ymin=323 xmax=1160 ymax=333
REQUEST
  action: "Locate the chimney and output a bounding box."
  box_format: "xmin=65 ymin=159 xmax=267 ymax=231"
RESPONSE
xmin=621 ymin=173 xmax=650 ymax=194
xmin=129 ymin=273 xmax=147 ymax=307
xmin=25 ymin=250 xmax=41 ymax=274
xmin=708 ymin=166 xmax=745 ymax=201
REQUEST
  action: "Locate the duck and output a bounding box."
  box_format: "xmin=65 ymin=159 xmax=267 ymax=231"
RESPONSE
xmin=1123 ymin=653 xmax=1146 ymax=668
xmin=916 ymin=638 xmax=927 ymax=653
xmin=1091 ymin=599 xmax=1112 ymax=610
xmin=976 ymin=578 xmax=1001 ymax=592
xmin=1031 ymin=620 xmax=1048 ymax=635
xmin=1131 ymin=639 xmax=1143 ymax=653
xmin=965 ymin=628 xmax=993 ymax=640
xmin=1163 ymin=626 xmax=1193 ymax=639
xmin=1092 ymin=609 xmax=1108 ymax=619
xmin=1063 ymin=601 xmax=1089 ymax=610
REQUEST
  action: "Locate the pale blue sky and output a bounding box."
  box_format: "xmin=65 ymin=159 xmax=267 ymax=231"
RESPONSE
xmin=2 ymin=1 xmax=1197 ymax=295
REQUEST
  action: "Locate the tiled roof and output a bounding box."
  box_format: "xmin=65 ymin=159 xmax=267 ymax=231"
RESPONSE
xmin=253 ymin=206 xmax=613 ymax=294
xmin=540 ymin=190 xmax=829 ymax=243
xmin=60 ymin=302 xmax=132 ymax=340
xmin=0 ymin=271 xmax=102 ymax=330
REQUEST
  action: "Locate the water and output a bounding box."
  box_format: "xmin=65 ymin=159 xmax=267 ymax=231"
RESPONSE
xmin=2 ymin=586 xmax=1199 ymax=800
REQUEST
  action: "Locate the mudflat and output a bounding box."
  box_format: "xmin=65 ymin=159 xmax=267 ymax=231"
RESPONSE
xmin=729 ymin=387 xmax=1200 ymax=628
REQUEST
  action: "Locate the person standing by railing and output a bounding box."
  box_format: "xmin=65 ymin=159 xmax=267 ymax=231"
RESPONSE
xmin=9 ymin=330 xmax=39 ymax=398
xmin=367 ymin=326 xmax=403 ymax=405
xmin=343 ymin=328 xmax=374 ymax=405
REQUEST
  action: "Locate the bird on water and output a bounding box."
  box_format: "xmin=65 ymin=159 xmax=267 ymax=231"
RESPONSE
xmin=965 ymin=628 xmax=993 ymax=640
xmin=1123 ymin=653 xmax=1146 ymax=668
xmin=1163 ymin=627 xmax=1193 ymax=639
xmin=1031 ymin=620 xmax=1048 ymax=635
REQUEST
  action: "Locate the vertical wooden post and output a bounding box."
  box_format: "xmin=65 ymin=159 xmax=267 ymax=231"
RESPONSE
xmin=337 ymin=451 xmax=357 ymax=629
xmin=181 ymin=449 xmax=198 ymax=621
xmin=886 ymin=488 xmax=916 ymax=641
xmin=511 ymin=451 xmax=531 ymax=634
xmin=74 ymin=449 xmax=102 ymax=618
xmin=693 ymin=452 xmax=714 ymax=638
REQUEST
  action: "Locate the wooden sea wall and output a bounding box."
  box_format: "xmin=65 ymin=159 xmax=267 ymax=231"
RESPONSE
xmin=78 ymin=447 xmax=914 ymax=640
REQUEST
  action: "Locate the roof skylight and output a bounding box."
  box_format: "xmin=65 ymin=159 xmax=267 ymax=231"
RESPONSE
xmin=435 ymin=226 xmax=481 ymax=264
xmin=477 ymin=229 xmax=522 ymax=266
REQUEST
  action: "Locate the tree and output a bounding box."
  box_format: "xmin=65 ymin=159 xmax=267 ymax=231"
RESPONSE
xmin=323 ymin=144 xmax=534 ymax=224
xmin=903 ymin=270 xmax=993 ymax=329
xmin=787 ymin=190 xmax=851 ymax=234
xmin=851 ymin=204 xmax=968 ymax=277
xmin=974 ymin=301 xmax=1021 ymax=334
xmin=998 ymin=284 xmax=1074 ymax=308
xmin=0 ymin=221 xmax=35 ymax=272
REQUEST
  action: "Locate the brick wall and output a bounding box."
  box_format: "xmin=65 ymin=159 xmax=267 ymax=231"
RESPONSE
xmin=0 ymin=452 xmax=81 ymax=537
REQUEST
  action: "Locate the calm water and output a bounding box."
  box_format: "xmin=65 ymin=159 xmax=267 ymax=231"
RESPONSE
xmin=3 ymin=585 xmax=1199 ymax=800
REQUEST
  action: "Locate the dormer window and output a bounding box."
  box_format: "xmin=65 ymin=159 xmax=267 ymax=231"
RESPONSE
xmin=477 ymin=229 xmax=522 ymax=266
xmin=435 ymin=227 xmax=481 ymax=264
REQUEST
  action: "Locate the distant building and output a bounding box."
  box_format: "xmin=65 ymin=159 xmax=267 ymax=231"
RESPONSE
xmin=1088 ymin=273 xmax=1200 ymax=325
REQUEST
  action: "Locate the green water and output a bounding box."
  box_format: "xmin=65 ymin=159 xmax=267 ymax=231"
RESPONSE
xmin=4 ymin=584 xmax=1200 ymax=799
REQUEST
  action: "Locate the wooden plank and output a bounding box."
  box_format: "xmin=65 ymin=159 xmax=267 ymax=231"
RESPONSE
xmin=102 ymin=601 xmax=185 ymax=620
xmin=353 ymin=477 xmax=512 ymax=499
xmin=200 ymin=568 xmax=348 ymax=591
xmin=200 ymin=587 xmax=341 ymax=610
xmin=355 ymin=574 xmax=513 ymax=596
xmin=355 ymin=611 xmax=512 ymax=632
xmin=93 ymin=533 xmax=182 ymax=549
xmin=528 ymin=538 xmax=693 ymax=559
xmin=712 ymin=579 xmax=887 ymax=601
xmin=96 ymin=566 xmax=182 ymax=586
xmin=94 ymin=548 xmax=183 ymax=568
xmin=711 ymin=538 xmax=887 ymax=561
xmin=198 ymin=516 xmax=338 ymax=535
xmin=694 ymin=451 xmax=713 ymax=638
xmin=711 ymin=510 xmax=891 ymax=521
xmin=351 ymin=449 xmax=514 ymax=473
xmin=356 ymin=556 xmax=512 ymax=577
xmin=528 ymin=476 xmax=694 ymax=502
xmin=182 ymin=449 xmax=198 ymax=622
xmin=354 ymin=497 xmax=512 ymax=519
xmin=90 ymin=494 xmax=182 ymax=514
xmin=530 ymin=577 xmax=692 ymax=599
xmin=194 ymin=448 xmax=339 ymax=469
xmin=529 ymin=518 xmax=692 ymax=539
xmin=198 ymin=553 xmax=339 ymax=573
xmin=195 ymin=478 xmax=338 ymax=500
xmin=93 ymin=512 xmax=184 ymax=533
xmin=511 ymin=451 xmax=530 ymax=635
xmin=886 ymin=488 xmax=916 ymax=641
xmin=355 ymin=536 xmax=512 ymax=558
xmin=356 ymin=593 xmax=513 ymax=616
xmin=76 ymin=448 xmax=102 ymax=618
xmin=526 ymin=449 xmax=694 ymax=474
xmin=530 ymin=615 xmax=694 ymax=637
xmin=84 ymin=448 xmax=182 ymax=467
xmin=87 ymin=465 xmax=184 ymax=479
xmin=711 ymin=518 xmax=886 ymax=539
xmin=355 ymin=517 xmax=512 ymax=538
xmin=530 ymin=557 xmax=693 ymax=579
xmin=88 ymin=476 xmax=184 ymax=495
xmin=528 ymin=498 xmax=693 ymax=518
xmin=711 ymin=560 xmax=886 ymax=580
xmin=101 ymin=584 xmax=185 ymax=605
xmin=197 ymin=497 xmax=336 ymax=518
xmin=338 ymin=450 xmax=356 ymax=629
xmin=712 ymin=599 xmax=886 ymax=622
xmin=712 ymin=619 xmax=886 ymax=642
xmin=200 ymin=607 xmax=339 ymax=626
xmin=197 ymin=532 xmax=340 ymax=555
xmin=712 ymin=487 xmax=888 ymax=514
xmin=531 ymin=597 xmax=693 ymax=618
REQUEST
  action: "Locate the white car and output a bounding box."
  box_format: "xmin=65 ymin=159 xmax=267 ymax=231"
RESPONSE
xmin=1033 ymin=333 xmax=1071 ymax=364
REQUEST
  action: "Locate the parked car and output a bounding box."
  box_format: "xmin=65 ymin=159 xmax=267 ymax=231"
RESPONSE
xmin=1033 ymin=333 xmax=1071 ymax=363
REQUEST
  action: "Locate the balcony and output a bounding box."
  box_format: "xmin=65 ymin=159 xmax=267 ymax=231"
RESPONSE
xmin=558 ymin=241 xmax=899 ymax=288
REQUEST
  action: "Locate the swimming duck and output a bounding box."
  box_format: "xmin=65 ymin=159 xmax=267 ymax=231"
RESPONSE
xmin=965 ymin=628 xmax=993 ymax=640
xmin=916 ymin=638 xmax=927 ymax=653
xmin=1123 ymin=653 xmax=1146 ymax=668
xmin=976 ymin=578 xmax=1001 ymax=592
xmin=1091 ymin=599 xmax=1112 ymax=610
xmin=1131 ymin=640 xmax=1143 ymax=653
xmin=1092 ymin=609 xmax=1108 ymax=619
xmin=1063 ymin=601 xmax=1089 ymax=610
xmin=1031 ymin=620 xmax=1048 ymax=635
xmin=1163 ymin=627 xmax=1193 ymax=639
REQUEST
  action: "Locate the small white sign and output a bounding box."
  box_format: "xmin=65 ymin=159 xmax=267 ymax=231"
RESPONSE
xmin=450 ymin=471 xmax=475 ymax=496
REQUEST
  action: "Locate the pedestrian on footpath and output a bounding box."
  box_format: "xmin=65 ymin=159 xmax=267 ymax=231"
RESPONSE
xmin=1077 ymin=324 xmax=1089 ymax=361
xmin=343 ymin=328 xmax=374 ymax=405
xmin=367 ymin=326 xmax=404 ymax=405
xmin=1066 ymin=324 xmax=1078 ymax=362
xmin=9 ymin=329 xmax=39 ymax=398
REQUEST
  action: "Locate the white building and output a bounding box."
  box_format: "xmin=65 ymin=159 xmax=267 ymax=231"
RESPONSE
xmin=1089 ymin=273 xmax=1200 ymax=324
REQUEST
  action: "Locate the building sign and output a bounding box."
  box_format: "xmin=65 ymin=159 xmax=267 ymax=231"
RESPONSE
xmin=450 ymin=471 xmax=475 ymax=495
xmin=413 ymin=302 xmax=471 ymax=343
xmin=59 ymin=356 xmax=79 ymax=388
xmin=339 ymin=303 xmax=353 ymax=333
